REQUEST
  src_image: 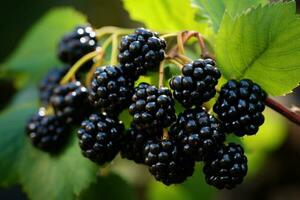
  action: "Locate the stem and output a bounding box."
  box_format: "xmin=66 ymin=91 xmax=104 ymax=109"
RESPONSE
xmin=110 ymin=33 xmax=119 ymax=65
xmin=266 ymin=97 xmax=300 ymax=126
xmin=162 ymin=128 xmax=169 ymax=140
xmin=166 ymin=58 xmax=184 ymax=69
xmin=158 ymin=60 xmax=165 ymax=88
xmin=86 ymin=51 xmax=104 ymax=86
xmin=177 ymin=31 xmax=186 ymax=55
xmin=95 ymin=26 xmax=133 ymax=39
xmin=161 ymin=32 xmax=178 ymax=39
xmin=176 ymin=54 xmax=192 ymax=64
xmin=60 ymin=50 xmax=99 ymax=85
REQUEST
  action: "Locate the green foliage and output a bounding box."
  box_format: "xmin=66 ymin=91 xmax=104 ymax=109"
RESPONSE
xmin=2 ymin=7 xmax=86 ymax=86
xmin=122 ymin=0 xmax=207 ymax=32
xmin=216 ymin=1 xmax=300 ymax=95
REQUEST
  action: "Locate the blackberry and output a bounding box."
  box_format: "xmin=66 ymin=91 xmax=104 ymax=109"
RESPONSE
xmin=203 ymin=143 xmax=247 ymax=189
xmin=144 ymin=138 xmax=195 ymax=185
xmin=50 ymin=81 xmax=91 ymax=124
xmin=118 ymin=28 xmax=166 ymax=79
xmin=129 ymin=83 xmax=176 ymax=134
xmin=58 ymin=25 xmax=98 ymax=67
xmin=77 ymin=113 xmax=124 ymax=165
xmin=170 ymin=107 xmax=225 ymax=161
xmin=39 ymin=67 xmax=68 ymax=105
xmin=89 ymin=65 xmax=134 ymax=114
xmin=120 ymin=123 xmax=152 ymax=164
xmin=26 ymin=109 xmax=69 ymax=152
xmin=169 ymin=59 xmax=221 ymax=107
xmin=213 ymin=79 xmax=267 ymax=136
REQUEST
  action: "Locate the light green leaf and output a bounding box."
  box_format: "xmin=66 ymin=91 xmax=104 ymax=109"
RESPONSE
xmin=192 ymin=0 xmax=267 ymax=32
xmin=3 ymin=7 xmax=87 ymax=84
xmin=79 ymin=173 xmax=137 ymax=200
xmin=122 ymin=0 xmax=207 ymax=32
xmin=216 ymin=2 xmax=300 ymax=95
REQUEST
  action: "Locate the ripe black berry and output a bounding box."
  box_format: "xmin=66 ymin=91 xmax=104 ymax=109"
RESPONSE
xmin=26 ymin=110 xmax=69 ymax=152
xmin=169 ymin=59 xmax=221 ymax=107
xmin=39 ymin=67 xmax=68 ymax=105
xmin=58 ymin=25 xmax=98 ymax=66
xmin=89 ymin=65 xmax=134 ymax=114
xmin=129 ymin=83 xmax=176 ymax=134
xmin=50 ymin=81 xmax=91 ymax=124
xmin=144 ymin=138 xmax=195 ymax=185
xmin=170 ymin=107 xmax=225 ymax=161
xmin=203 ymin=143 xmax=247 ymax=189
xmin=120 ymin=123 xmax=156 ymax=164
xmin=77 ymin=113 xmax=124 ymax=165
xmin=213 ymin=79 xmax=267 ymax=136
xmin=118 ymin=28 xmax=166 ymax=79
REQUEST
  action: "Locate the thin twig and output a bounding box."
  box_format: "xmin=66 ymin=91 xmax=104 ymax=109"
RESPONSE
xmin=158 ymin=60 xmax=165 ymax=88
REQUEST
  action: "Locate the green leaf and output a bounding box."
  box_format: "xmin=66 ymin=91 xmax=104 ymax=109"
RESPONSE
xmin=2 ymin=7 xmax=87 ymax=85
xmin=192 ymin=0 xmax=267 ymax=32
xmin=216 ymin=2 xmax=300 ymax=95
xmin=122 ymin=0 xmax=207 ymax=32
xmin=79 ymin=173 xmax=137 ymax=200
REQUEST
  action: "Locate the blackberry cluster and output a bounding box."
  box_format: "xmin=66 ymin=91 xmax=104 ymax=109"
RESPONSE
xmin=50 ymin=81 xmax=91 ymax=124
xmin=203 ymin=143 xmax=247 ymax=189
xmin=170 ymin=107 xmax=225 ymax=161
xmin=89 ymin=65 xmax=134 ymax=114
xmin=58 ymin=25 xmax=98 ymax=66
xmin=39 ymin=67 xmax=68 ymax=105
xmin=144 ymin=138 xmax=195 ymax=185
xmin=118 ymin=28 xmax=166 ymax=79
xmin=77 ymin=113 xmax=124 ymax=165
xmin=26 ymin=110 xmax=69 ymax=152
xmin=213 ymin=79 xmax=267 ymax=136
xmin=129 ymin=83 xmax=176 ymax=134
xmin=169 ymin=59 xmax=221 ymax=107
xmin=120 ymin=123 xmax=154 ymax=164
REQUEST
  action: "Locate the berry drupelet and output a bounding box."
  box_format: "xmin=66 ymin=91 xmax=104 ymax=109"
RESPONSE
xmin=39 ymin=67 xmax=68 ymax=105
xmin=129 ymin=83 xmax=176 ymax=135
xmin=203 ymin=143 xmax=248 ymax=189
xmin=77 ymin=113 xmax=124 ymax=165
xmin=144 ymin=138 xmax=195 ymax=185
xmin=213 ymin=79 xmax=267 ymax=136
xmin=89 ymin=65 xmax=134 ymax=114
xmin=50 ymin=81 xmax=91 ymax=124
xmin=170 ymin=107 xmax=225 ymax=161
xmin=26 ymin=109 xmax=69 ymax=152
xmin=169 ymin=59 xmax=221 ymax=108
xmin=118 ymin=28 xmax=166 ymax=79
xmin=58 ymin=25 xmax=98 ymax=66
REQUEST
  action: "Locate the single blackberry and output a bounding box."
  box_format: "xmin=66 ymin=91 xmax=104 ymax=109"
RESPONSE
xmin=203 ymin=143 xmax=247 ymax=189
xmin=89 ymin=65 xmax=134 ymax=114
xmin=144 ymin=138 xmax=195 ymax=185
xmin=170 ymin=107 xmax=225 ymax=161
xmin=213 ymin=79 xmax=267 ymax=136
xmin=118 ymin=28 xmax=166 ymax=79
xmin=169 ymin=59 xmax=221 ymax=107
xmin=39 ymin=67 xmax=68 ymax=105
xmin=58 ymin=25 xmax=98 ymax=66
xmin=129 ymin=83 xmax=176 ymax=134
xmin=77 ymin=113 xmax=124 ymax=165
xmin=50 ymin=81 xmax=91 ymax=124
xmin=120 ymin=123 xmax=158 ymax=164
xmin=26 ymin=109 xmax=69 ymax=152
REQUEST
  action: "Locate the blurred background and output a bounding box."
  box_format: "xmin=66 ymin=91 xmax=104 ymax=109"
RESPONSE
xmin=0 ymin=0 xmax=300 ymax=200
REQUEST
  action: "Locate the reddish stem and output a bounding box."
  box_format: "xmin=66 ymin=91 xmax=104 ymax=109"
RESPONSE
xmin=266 ymin=97 xmax=300 ymax=126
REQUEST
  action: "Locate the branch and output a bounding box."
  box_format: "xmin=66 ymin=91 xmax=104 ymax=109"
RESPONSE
xmin=266 ymin=97 xmax=300 ymax=126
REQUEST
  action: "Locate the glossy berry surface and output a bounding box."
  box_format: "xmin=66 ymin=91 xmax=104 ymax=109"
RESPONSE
xmin=39 ymin=67 xmax=68 ymax=105
xmin=144 ymin=138 xmax=195 ymax=185
xmin=58 ymin=25 xmax=98 ymax=65
xmin=77 ymin=113 xmax=124 ymax=165
xmin=203 ymin=143 xmax=247 ymax=189
xmin=50 ymin=81 xmax=91 ymax=124
xmin=118 ymin=28 xmax=166 ymax=79
xmin=89 ymin=65 xmax=134 ymax=114
xmin=26 ymin=110 xmax=69 ymax=152
xmin=170 ymin=107 xmax=225 ymax=161
xmin=170 ymin=59 xmax=221 ymax=107
xmin=129 ymin=83 xmax=176 ymax=134
xmin=213 ymin=79 xmax=267 ymax=136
